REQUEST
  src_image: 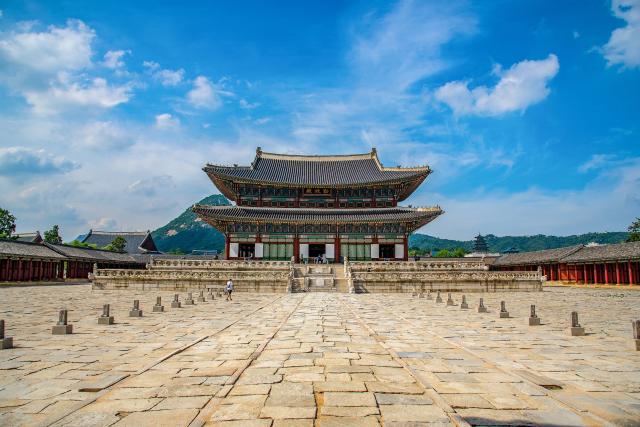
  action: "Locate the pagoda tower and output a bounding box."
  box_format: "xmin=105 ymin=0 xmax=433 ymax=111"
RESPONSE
xmin=193 ymin=147 xmax=443 ymax=262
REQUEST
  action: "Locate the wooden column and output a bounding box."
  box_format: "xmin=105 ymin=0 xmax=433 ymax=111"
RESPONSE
xmin=615 ymin=262 xmax=621 ymax=284
xmin=293 ymin=235 xmax=300 ymax=263
xmin=403 ymin=236 xmax=408 ymax=261
xmin=583 ymin=264 xmax=588 ymax=283
xmin=629 ymin=261 xmax=635 ymax=285
xmin=225 ymin=234 xmax=230 ymax=260
xmin=604 ymin=263 xmax=610 ymax=284
xmin=335 ymin=235 xmax=341 ymax=263
xmin=593 ymin=264 xmax=598 ymax=284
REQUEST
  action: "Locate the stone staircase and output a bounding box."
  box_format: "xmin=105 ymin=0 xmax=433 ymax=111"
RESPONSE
xmin=291 ymin=264 xmax=348 ymax=292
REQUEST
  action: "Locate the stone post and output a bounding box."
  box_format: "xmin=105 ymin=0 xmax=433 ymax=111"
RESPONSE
xmin=528 ymin=304 xmax=540 ymax=326
xmin=1 ymin=319 xmax=13 ymax=350
xmin=436 ymin=291 xmax=443 ymax=303
xmin=171 ymin=294 xmax=181 ymax=308
xmin=426 ymin=290 xmax=432 ymax=300
xmin=129 ymin=300 xmax=143 ymax=317
xmin=460 ymin=295 xmax=468 ymax=309
xmin=446 ymin=293 xmax=455 ymax=306
xmin=499 ymin=301 xmax=509 ymax=318
xmin=632 ymin=320 xmax=640 ymax=351
xmin=197 ymin=290 xmax=206 ymax=303
xmin=478 ymin=297 xmax=487 ymax=313
xmin=570 ymin=311 xmax=585 ymax=336
xmin=185 ymin=292 xmax=195 ymax=305
xmin=52 ymin=310 xmax=73 ymax=334
xmin=98 ymin=304 xmax=115 ymax=325
xmin=153 ymin=296 xmax=165 ymax=312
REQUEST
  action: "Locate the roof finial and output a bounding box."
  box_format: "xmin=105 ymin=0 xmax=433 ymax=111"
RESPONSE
xmin=256 ymin=146 xmax=262 ymax=155
xmin=371 ymin=147 xmax=377 ymax=156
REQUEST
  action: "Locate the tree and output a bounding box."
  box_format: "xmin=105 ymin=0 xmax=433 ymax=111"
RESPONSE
xmin=44 ymin=225 xmax=62 ymax=244
xmin=0 ymin=207 xmax=17 ymax=239
xmin=167 ymin=248 xmax=185 ymax=255
xmin=628 ymin=217 xmax=640 ymax=242
xmin=103 ymin=236 xmax=127 ymax=252
xmin=69 ymin=239 xmax=97 ymax=249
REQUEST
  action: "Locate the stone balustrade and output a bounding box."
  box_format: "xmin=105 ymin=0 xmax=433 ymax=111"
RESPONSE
xmin=350 ymin=260 xmax=488 ymax=272
xmin=351 ymin=269 xmax=543 ymax=293
xmin=149 ymin=258 xmax=291 ymax=270
xmin=92 ymin=266 xmax=290 ymax=293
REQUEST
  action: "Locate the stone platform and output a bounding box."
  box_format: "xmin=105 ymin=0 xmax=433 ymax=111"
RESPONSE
xmin=1 ymin=285 xmax=639 ymax=426
xmin=91 ymin=258 xmax=543 ymax=293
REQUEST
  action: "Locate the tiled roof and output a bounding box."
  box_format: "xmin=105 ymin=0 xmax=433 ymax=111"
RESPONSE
xmin=46 ymin=243 xmax=140 ymax=264
xmin=81 ymin=230 xmax=159 ymax=254
xmin=562 ymin=241 xmax=640 ymax=263
xmin=14 ymin=232 xmax=43 ymax=243
xmin=493 ymin=245 xmax=583 ymax=266
xmin=204 ymin=148 xmax=430 ymax=189
xmin=0 ymin=239 xmax=66 ymax=260
xmin=193 ymin=205 xmax=442 ymax=228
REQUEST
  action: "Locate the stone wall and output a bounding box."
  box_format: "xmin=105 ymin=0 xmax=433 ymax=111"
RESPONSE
xmin=91 ymin=260 xmax=291 ymax=293
xmin=347 ymin=260 xmax=543 ymax=293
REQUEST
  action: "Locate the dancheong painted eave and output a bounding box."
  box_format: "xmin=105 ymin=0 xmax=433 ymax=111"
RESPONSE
xmin=203 ymin=147 xmax=431 ymax=202
xmin=192 ymin=205 xmax=443 ymax=233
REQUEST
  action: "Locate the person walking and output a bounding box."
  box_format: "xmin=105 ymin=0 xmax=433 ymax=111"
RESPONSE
xmin=226 ymin=278 xmax=234 ymax=301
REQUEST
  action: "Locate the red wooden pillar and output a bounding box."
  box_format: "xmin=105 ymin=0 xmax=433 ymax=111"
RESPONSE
xmin=583 ymin=264 xmax=588 ymax=283
xmin=629 ymin=261 xmax=635 ymax=285
xmin=403 ymin=236 xmax=408 ymax=261
xmin=293 ymin=235 xmax=300 ymax=263
xmin=225 ymin=234 xmax=230 ymax=260
xmin=593 ymin=264 xmax=598 ymax=284
xmin=615 ymin=262 xmax=621 ymax=284
xmin=335 ymin=235 xmax=341 ymax=263
xmin=604 ymin=263 xmax=610 ymax=284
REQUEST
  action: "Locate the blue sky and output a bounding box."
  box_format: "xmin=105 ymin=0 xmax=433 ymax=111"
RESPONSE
xmin=0 ymin=0 xmax=639 ymax=241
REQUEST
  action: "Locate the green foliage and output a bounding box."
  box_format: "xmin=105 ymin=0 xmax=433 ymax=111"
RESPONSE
xmin=44 ymin=225 xmax=62 ymax=244
xmin=103 ymin=236 xmax=127 ymax=252
xmin=68 ymin=239 xmax=98 ymax=249
xmin=152 ymin=194 xmax=230 ymax=253
xmin=434 ymin=247 xmax=468 ymax=258
xmin=0 ymin=207 xmax=17 ymax=239
xmin=409 ymin=231 xmax=629 ymax=254
xmin=628 ymin=217 xmax=640 ymax=242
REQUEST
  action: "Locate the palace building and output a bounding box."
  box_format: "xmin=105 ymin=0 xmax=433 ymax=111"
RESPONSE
xmin=193 ymin=147 xmax=443 ymax=262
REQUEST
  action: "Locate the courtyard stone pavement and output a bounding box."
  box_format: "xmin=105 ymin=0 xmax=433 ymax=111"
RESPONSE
xmin=1 ymin=286 xmax=640 ymax=426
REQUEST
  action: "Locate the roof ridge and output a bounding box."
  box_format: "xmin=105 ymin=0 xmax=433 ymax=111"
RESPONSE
xmin=90 ymin=230 xmax=149 ymax=235
xmin=193 ymin=204 xmax=442 ymax=213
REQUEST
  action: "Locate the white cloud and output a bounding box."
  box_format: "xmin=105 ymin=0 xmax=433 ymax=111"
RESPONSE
xmin=103 ymin=49 xmax=129 ymax=70
xmin=76 ymin=121 xmax=132 ymax=149
xmin=88 ymin=217 xmax=118 ymax=230
xmin=602 ymin=0 xmax=640 ymax=69
xmin=351 ymin=0 xmax=477 ymax=90
xmin=239 ymin=98 xmax=259 ymax=109
xmin=0 ymin=19 xmax=94 ymax=73
xmin=415 ymin=158 xmax=640 ymax=239
xmin=127 ymin=175 xmax=175 ymax=197
xmin=0 ymin=147 xmax=77 ymax=177
xmin=435 ymin=54 xmax=559 ymax=116
xmin=155 ymin=113 xmax=180 ymax=129
xmin=187 ymin=76 xmax=222 ymax=109
xmin=143 ymin=60 xmax=185 ymax=86
xmin=24 ymin=76 xmax=132 ymax=114
xmin=578 ymin=154 xmax=617 ymax=173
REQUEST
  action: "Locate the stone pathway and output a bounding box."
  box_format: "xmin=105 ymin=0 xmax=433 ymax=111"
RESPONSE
xmin=1 ymin=286 xmax=639 ymax=426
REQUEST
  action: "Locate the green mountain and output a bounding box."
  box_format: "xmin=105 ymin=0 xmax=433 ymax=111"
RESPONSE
xmin=152 ymin=194 xmax=630 ymax=254
xmin=409 ymin=232 xmax=629 ymax=254
xmin=151 ymin=194 xmax=230 ymax=253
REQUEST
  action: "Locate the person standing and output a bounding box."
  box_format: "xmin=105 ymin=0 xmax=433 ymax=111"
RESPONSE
xmin=226 ymin=278 xmax=234 ymax=301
